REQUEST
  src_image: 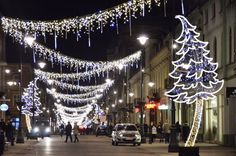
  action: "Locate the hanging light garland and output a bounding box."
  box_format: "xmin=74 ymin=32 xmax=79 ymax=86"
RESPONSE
xmin=1 ymin=0 xmax=160 ymax=40
xmin=1 ymin=27 xmax=141 ymax=70
xmin=46 ymin=83 xmax=110 ymax=98
xmin=43 ymin=79 xmax=114 ymax=92
xmin=48 ymin=89 xmax=103 ymax=104
xmin=34 ymin=49 xmax=140 ymax=80
xmin=54 ymin=103 xmax=91 ymax=112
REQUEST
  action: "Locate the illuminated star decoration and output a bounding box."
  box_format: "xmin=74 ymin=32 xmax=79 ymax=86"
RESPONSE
xmin=165 ymin=15 xmax=224 ymax=147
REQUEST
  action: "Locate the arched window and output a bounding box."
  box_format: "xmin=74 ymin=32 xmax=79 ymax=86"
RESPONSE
xmin=229 ymin=27 xmax=232 ymax=63
xmin=213 ymin=37 xmax=217 ymax=62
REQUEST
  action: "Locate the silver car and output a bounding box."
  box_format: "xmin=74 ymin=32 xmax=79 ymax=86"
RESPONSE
xmin=112 ymin=123 xmax=141 ymax=146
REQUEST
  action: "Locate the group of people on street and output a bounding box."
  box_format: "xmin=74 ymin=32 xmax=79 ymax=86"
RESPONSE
xmin=148 ymin=120 xmax=190 ymax=144
xmin=0 ymin=119 xmax=15 ymax=155
xmin=0 ymin=119 xmax=15 ymax=145
xmin=59 ymin=122 xmax=79 ymax=143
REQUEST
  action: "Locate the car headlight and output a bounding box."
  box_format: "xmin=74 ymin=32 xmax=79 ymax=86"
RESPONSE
xmin=135 ymin=133 xmax=141 ymax=139
xmin=33 ymin=127 xmax=39 ymax=133
xmin=45 ymin=127 xmax=51 ymax=133
xmin=119 ymin=133 xmax=123 ymax=137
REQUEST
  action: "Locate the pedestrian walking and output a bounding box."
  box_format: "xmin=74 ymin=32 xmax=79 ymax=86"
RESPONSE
xmin=73 ymin=122 xmax=79 ymax=143
xmin=59 ymin=123 xmax=64 ymax=138
xmin=0 ymin=119 xmax=5 ymax=133
xmin=5 ymin=121 xmax=15 ymax=146
xmin=65 ymin=122 xmax=72 ymax=143
xmin=149 ymin=122 xmax=157 ymax=144
xmin=175 ymin=121 xmax=181 ymax=142
xmin=157 ymin=122 xmax=163 ymax=142
xmin=163 ymin=120 xmax=170 ymax=143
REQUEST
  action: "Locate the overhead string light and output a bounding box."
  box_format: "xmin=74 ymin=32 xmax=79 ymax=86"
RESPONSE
xmin=42 ymin=79 xmax=114 ymax=92
xmin=34 ymin=52 xmax=140 ymax=80
xmin=47 ymin=89 xmax=104 ymax=104
xmin=1 ymin=0 xmax=160 ymax=41
xmin=46 ymin=83 xmax=111 ymax=98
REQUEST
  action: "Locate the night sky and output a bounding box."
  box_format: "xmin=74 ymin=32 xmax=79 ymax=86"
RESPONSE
xmin=0 ymin=0 xmax=184 ymax=64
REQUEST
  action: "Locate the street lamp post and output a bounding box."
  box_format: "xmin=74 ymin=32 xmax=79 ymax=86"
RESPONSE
xmin=137 ymin=35 xmax=149 ymax=143
xmin=168 ymin=40 xmax=179 ymax=152
xmin=16 ymin=45 xmax=25 ymax=144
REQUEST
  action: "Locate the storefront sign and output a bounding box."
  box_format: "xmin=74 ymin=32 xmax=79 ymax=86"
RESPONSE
xmin=158 ymin=104 xmax=168 ymax=110
xmin=0 ymin=103 xmax=9 ymax=111
xmin=145 ymin=103 xmax=158 ymax=109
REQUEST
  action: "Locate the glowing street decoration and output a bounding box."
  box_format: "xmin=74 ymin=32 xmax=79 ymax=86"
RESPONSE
xmin=48 ymin=90 xmax=103 ymax=104
xmin=0 ymin=26 xmax=141 ymax=71
xmin=1 ymin=0 xmax=159 ymax=38
xmin=22 ymin=78 xmax=43 ymax=116
xmin=33 ymin=51 xmax=140 ymax=79
xmin=165 ymin=15 xmax=224 ymax=147
xmin=42 ymin=78 xmax=114 ymax=92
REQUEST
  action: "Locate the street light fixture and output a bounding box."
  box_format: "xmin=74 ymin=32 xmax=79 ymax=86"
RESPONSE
xmin=24 ymin=35 xmax=35 ymax=46
xmin=137 ymin=35 xmax=149 ymax=143
xmin=129 ymin=92 xmax=134 ymax=97
xmin=5 ymin=69 xmax=10 ymax=74
xmin=137 ymin=35 xmax=149 ymax=45
xmin=38 ymin=62 xmax=46 ymax=69
xmin=148 ymin=82 xmax=155 ymax=88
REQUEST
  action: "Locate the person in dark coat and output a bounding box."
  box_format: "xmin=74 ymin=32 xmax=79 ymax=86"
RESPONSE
xmin=59 ymin=124 xmax=64 ymax=138
xmin=175 ymin=121 xmax=181 ymax=142
xmin=5 ymin=121 xmax=15 ymax=146
xmin=0 ymin=119 xmax=5 ymax=132
xmin=65 ymin=122 xmax=72 ymax=143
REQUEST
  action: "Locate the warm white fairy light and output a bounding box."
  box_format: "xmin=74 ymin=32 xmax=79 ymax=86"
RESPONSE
xmin=47 ymin=89 xmax=104 ymax=104
xmin=2 ymin=26 xmax=142 ymax=71
xmin=46 ymin=84 xmax=111 ymax=99
xmin=165 ymin=15 xmax=224 ymax=147
xmin=41 ymin=78 xmax=114 ymax=92
xmin=1 ymin=0 xmax=159 ymax=38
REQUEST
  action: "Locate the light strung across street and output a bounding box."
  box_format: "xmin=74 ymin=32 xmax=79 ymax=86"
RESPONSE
xmin=42 ymin=79 xmax=114 ymax=92
xmin=47 ymin=90 xmax=103 ymax=104
xmin=1 ymin=0 xmax=160 ymax=43
xmin=33 ymin=50 xmax=140 ymax=80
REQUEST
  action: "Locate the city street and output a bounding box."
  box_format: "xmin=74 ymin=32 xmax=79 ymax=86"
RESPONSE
xmin=3 ymin=135 xmax=236 ymax=156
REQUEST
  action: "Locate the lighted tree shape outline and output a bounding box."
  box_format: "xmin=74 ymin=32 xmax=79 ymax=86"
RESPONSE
xmin=165 ymin=15 xmax=224 ymax=147
xmin=22 ymin=78 xmax=42 ymax=116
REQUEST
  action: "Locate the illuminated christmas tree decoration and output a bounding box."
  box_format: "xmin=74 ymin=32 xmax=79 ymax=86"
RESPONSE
xmin=165 ymin=15 xmax=224 ymax=147
xmin=22 ymin=78 xmax=43 ymax=116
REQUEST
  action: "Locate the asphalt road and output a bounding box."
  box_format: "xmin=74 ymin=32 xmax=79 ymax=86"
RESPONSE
xmin=3 ymin=135 xmax=236 ymax=156
xmin=6 ymin=135 xmax=158 ymax=156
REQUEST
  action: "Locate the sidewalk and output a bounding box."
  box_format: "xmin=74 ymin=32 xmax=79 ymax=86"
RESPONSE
xmin=3 ymin=138 xmax=38 ymax=156
xmin=141 ymin=141 xmax=236 ymax=156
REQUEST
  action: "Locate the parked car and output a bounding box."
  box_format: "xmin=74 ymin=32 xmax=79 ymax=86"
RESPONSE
xmin=112 ymin=123 xmax=141 ymax=146
xmin=96 ymin=124 xmax=107 ymax=136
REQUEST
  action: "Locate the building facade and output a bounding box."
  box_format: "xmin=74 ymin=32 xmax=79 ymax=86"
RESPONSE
xmin=127 ymin=0 xmax=236 ymax=146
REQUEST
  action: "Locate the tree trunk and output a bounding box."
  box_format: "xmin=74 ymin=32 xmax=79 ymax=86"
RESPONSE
xmin=185 ymin=99 xmax=203 ymax=147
